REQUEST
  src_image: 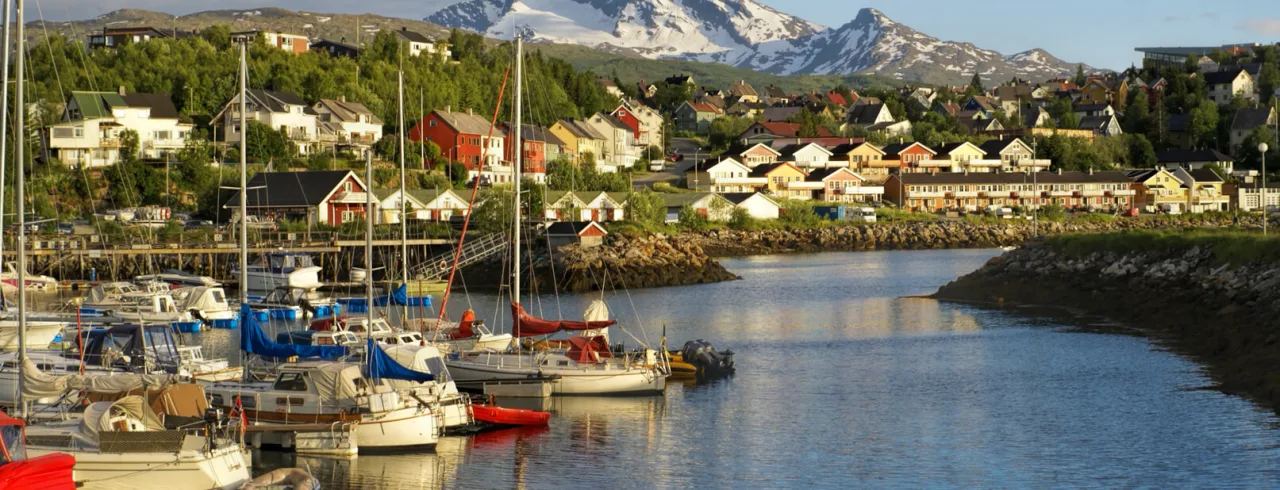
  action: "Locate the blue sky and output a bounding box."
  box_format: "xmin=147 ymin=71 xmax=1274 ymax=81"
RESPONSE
xmin=45 ymin=0 xmax=1280 ymax=69
xmin=761 ymin=0 xmax=1280 ymax=69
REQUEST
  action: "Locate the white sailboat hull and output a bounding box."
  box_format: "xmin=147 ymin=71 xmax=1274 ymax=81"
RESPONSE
xmin=446 ymin=356 xmax=666 ymax=396
xmin=356 ymin=405 xmax=440 ymax=450
xmin=0 ymin=319 xmax=63 ymax=350
xmin=439 ymin=333 xmax=513 ymax=353
xmin=27 ymin=445 xmax=251 ymax=490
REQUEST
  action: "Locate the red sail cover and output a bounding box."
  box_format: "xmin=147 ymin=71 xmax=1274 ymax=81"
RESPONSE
xmin=511 ymin=302 xmax=616 ymax=338
xmin=450 ymin=310 xmax=477 ymax=340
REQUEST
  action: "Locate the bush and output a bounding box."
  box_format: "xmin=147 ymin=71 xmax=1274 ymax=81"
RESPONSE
xmin=875 ymin=208 xmax=938 ymax=222
xmin=727 ymin=207 xmax=755 ymax=230
xmin=625 ymin=190 xmax=667 ymax=226
xmin=778 ymin=200 xmax=822 ymax=227
xmin=677 ymin=206 xmax=709 ymax=230
xmin=1041 ymin=204 xmax=1067 ymax=222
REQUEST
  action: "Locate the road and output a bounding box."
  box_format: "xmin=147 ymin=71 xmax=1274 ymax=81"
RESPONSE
xmin=631 ymin=137 xmax=705 ymax=189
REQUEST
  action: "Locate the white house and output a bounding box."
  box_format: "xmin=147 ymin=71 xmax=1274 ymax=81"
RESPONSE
xmin=543 ymin=191 xmax=628 ymax=222
xmin=215 ymin=88 xmax=319 ymax=156
xmin=614 ymin=101 xmax=664 ymax=151
xmin=660 ymin=192 xmax=734 ymax=223
xmin=372 ymin=188 xmax=470 ymax=223
xmin=684 ymin=158 xmax=766 ymax=193
xmin=722 ymin=192 xmax=780 ymax=219
xmin=585 ymin=112 xmax=636 ymax=171
xmin=231 ymin=30 xmax=310 ymax=55
xmin=391 ymin=27 xmax=450 ymax=59
xmin=777 ymin=142 xmax=835 ymax=169
xmin=313 ymin=97 xmax=383 ymax=152
xmin=46 ymin=89 xmax=192 ymax=168
xmin=1205 ymin=69 xmax=1256 ymax=105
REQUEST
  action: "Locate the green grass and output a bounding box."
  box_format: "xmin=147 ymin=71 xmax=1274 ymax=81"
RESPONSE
xmin=1067 ymin=213 xmax=1115 ymax=224
xmin=1046 ymin=229 xmax=1280 ymax=266
xmin=875 ymin=208 xmax=939 ymax=223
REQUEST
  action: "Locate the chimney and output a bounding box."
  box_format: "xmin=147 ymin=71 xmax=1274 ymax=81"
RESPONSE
xmin=117 ymin=86 xmax=126 ymax=96
xmin=468 ymin=108 xmax=473 ymax=116
xmin=445 ymin=105 xmax=451 ymax=113
xmin=338 ymin=95 xmax=346 ymax=103
xmin=1057 ymin=168 xmax=1062 ymax=175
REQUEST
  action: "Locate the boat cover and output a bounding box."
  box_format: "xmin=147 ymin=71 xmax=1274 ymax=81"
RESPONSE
xmin=240 ymin=304 xmax=347 ymax=360
xmin=21 ymin=359 xmax=179 ymax=402
xmin=511 ymin=302 xmax=616 ymax=338
xmin=364 ymin=337 xmax=433 ymax=384
xmin=79 ymin=396 xmax=166 ymax=443
xmin=304 ymin=362 xmax=362 ymax=403
xmin=374 ymin=284 xmax=432 ymax=307
xmin=565 ymin=336 xmax=612 ymax=363
xmin=450 ymin=310 xmax=476 ymax=340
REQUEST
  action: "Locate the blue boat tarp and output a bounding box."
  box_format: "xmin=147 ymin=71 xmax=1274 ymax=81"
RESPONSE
xmin=239 ymin=304 xmax=347 ymax=360
xmin=364 ymin=337 xmax=433 ymax=383
xmin=373 ymin=284 xmax=432 ymax=307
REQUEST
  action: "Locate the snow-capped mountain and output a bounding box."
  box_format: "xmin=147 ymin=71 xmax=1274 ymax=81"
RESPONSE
xmin=428 ymin=3 xmax=1091 ymax=84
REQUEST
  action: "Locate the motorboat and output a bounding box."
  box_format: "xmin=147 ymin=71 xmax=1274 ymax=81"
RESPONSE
xmin=206 ymin=362 xmax=440 ymax=451
xmin=95 ymin=292 xmax=194 ymax=324
xmin=234 ymin=252 xmax=322 ymax=292
xmin=80 ymin=281 xmax=170 ymax=310
xmin=135 ymin=269 xmax=221 ymax=288
xmin=0 ymin=317 xmax=64 ymax=351
xmin=470 ymin=405 xmax=549 ymax=427
xmin=309 ymin=315 xmax=398 ymax=341
xmin=25 ymin=393 xmax=251 ymax=489
xmin=373 ymin=330 xmax=425 ymax=346
xmin=171 ymin=286 xmax=237 ymax=328
xmin=276 ymin=330 xmax=363 ymax=352
xmin=413 ymin=311 xmax=512 ymax=353
xmin=247 ymin=286 xmax=338 ymax=319
xmin=0 ymin=411 xmax=75 ymax=487
xmin=0 ymin=262 xmax=57 ymax=292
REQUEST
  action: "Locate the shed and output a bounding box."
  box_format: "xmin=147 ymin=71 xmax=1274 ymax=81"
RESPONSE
xmin=545 ymin=221 xmax=608 ymax=249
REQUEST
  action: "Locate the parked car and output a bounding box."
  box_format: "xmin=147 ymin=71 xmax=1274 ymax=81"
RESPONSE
xmin=648 ymin=160 xmax=665 ymax=172
xmin=185 ymin=219 xmax=214 ymax=230
xmin=55 ymin=223 xmax=74 ymax=235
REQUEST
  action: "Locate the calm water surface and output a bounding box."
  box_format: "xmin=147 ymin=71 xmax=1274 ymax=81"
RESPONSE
xmin=203 ymin=249 xmax=1280 ymax=488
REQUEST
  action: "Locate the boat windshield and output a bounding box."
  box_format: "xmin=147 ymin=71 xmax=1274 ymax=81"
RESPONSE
xmin=423 ymin=356 xmax=452 ymax=383
xmin=145 ymin=326 xmax=180 ymax=363
xmin=0 ymin=424 xmax=25 ymax=463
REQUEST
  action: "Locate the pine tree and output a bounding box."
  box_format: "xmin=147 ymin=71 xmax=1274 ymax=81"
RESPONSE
xmin=1072 ymin=64 xmax=1086 ymax=86
xmin=968 ymin=73 xmax=984 ymax=94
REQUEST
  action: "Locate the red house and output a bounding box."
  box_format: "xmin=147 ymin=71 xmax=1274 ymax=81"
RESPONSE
xmin=610 ymin=105 xmax=643 ymax=140
xmin=410 ymin=107 xmax=501 ymax=171
xmin=502 ymin=124 xmax=550 ymax=176
xmin=880 ymin=142 xmax=936 ymax=172
xmin=224 ymin=170 xmax=370 ymax=227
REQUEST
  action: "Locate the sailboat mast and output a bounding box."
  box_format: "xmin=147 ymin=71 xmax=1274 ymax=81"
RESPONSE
xmin=397 ymin=71 xmax=408 ymax=323
xmin=365 ymin=152 xmax=374 ymax=324
xmin=0 ymin=0 xmax=12 ymax=270
xmin=14 ymin=0 xmax=24 ymax=419
xmin=512 ymin=36 xmax=522 ymax=329
xmin=238 ymin=40 xmax=248 ymax=307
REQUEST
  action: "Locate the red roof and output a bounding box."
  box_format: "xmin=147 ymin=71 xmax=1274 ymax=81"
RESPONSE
xmin=825 ymin=91 xmax=849 ymax=107
xmin=688 ymin=101 xmax=722 ymax=114
xmin=751 ymin=122 xmax=833 ymax=138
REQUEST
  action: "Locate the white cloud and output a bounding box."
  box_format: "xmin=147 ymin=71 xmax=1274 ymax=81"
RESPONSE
xmin=1244 ymin=18 xmax=1280 ymax=35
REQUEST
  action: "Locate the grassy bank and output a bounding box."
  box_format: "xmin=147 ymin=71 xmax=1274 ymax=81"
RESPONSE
xmin=1046 ymin=229 xmax=1280 ymax=266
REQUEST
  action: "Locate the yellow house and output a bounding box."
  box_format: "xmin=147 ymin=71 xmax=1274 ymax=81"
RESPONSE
xmin=1080 ymin=78 xmax=1129 ymax=109
xmin=750 ymin=162 xmax=810 ymax=199
xmin=550 ymin=119 xmax=606 ymax=163
xmin=933 ymin=141 xmax=993 ymax=173
xmin=1172 ymin=167 xmax=1229 ymax=212
xmin=1127 ymin=168 xmax=1187 ymax=210
xmin=831 ymin=142 xmax=892 ymax=182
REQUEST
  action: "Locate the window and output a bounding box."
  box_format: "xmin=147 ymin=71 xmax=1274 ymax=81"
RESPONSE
xmin=273 ymin=372 xmax=309 ymax=392
xmin=343 ymin=182 xmax=353 ymax=193
xmin=341 ymin=210 xmax=355 ymax=223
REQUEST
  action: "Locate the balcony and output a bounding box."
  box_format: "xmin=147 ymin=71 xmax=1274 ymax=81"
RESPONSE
xmin=289 ymin=131 xmax=313 ymax=142
xmin=912 ymin=191 xmax=945 ymax=198
xmin=1112 ymin=190 xmax=1135 ymax=196
xmin=1014 ymin=159 xmax=1051 ymax=168
xmin=955 ymin=191 xmax=979 ymax=197
xmin=713 ymin=176 xmax=768 ymax=186
xmin=1049 ymin=190 xmax=1073 ymax=197
xmin=331 ymin=191 xmax=370 ymax=203
xmin=100 ymin=138 xmax=122 ymax=148
xmin=914 ymin=159 xmax=952 ymax=167
xmin=785 ymin=181 xmax=824 ymax=190
xmin=841 ymin=185 xmax=884 ymax=195
xmin=966 ymin=159 xmax=1002 ymax=167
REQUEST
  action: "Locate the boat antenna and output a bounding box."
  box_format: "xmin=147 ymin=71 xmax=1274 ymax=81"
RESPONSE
xmin=398 ymin=70 xmax=408 ymax=326
xmin=513 ymin=35 xmax=522 ymax=339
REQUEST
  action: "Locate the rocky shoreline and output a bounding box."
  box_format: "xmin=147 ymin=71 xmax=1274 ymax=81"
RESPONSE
xmin=549 ymin=233 xmax=738 ymax=292
xmin=689 ymin=215 xmax=1261 ymax=257
xmin=931 ymin=234 xmax=1280 ymax=415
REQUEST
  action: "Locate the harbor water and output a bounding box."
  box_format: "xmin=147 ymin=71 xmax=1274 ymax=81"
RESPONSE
xmin=193 ymin=249 xmax=1277 ymax=487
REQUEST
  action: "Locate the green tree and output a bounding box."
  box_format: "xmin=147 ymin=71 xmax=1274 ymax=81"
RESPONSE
xmin=1072 ymin=64 xmax=1086 ymax=86
xmin=1186 ymin=98 xmax=1219 ymax=148
xmin=119 ymin=129 xmax=140 ymax=163
xmin=1238 ymin=126 xmax=1277 ymax=169
xmin=1258 ymin=62 xmax=1280 ymax=104
xmin=1127 ymin=134 xmax=1156 ymax=168
xmin=676 ymin=205 xmax=708 ymax=230
xmin=967 ymin=73 xmax=984 ymax=94
xmin=1124 ymin=89 xmax=1150 ymax=134
xmin=244 ymin=120 xmax=293 ymax=162
xmin=707 ymin=116 xmax=754 ymax=151
xmin=625 ymin=190 xmax=665 ymax=226
xmin=200 ymin=24 xmax=231 ymax=50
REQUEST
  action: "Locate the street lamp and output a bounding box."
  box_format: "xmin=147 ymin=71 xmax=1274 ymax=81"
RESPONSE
xmin=1262 ymin=142 xmax=1270 ymax=235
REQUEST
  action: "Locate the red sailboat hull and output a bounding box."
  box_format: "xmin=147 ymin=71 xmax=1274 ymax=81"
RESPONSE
xmin=471 ymin=405 xmax=550 ymax=427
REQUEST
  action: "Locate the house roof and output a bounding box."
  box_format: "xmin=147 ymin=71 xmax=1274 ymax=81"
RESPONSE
xmin=556 ymin=119 xmax=607 ymax=140
xmin=847 ymin=103 xmax=888 ymax=125
xmin=407 ymin=188 xmax=460 ymax=206
xmin=978 ymin=138 xmax=1026 ymax=157
xmin=829 ymin=142 xmax=884 ymax=157
xmin=1203 ymin=69 xmax=1246 ymax=85
xmin=1156 ymin=149 xmax=1234 ymax=163
xmin=748 ymin=162 xmax=802 ymax=178
xmin=688 ymin=157 xmax=744 ymax=172
xmin=226 ymin=170 xmax=357 ymax=208
xmin=392 ymin=28 xmax=433 ymax=43
xmin=315 ymin=98 xmax=383 ymax=125
xmin=959 ymin=117 xmax=1002 ymax=132
xmin=897 ymin=170 xmax=1132 ymax=185
xmin=546 ymin=221 xmax=607 ymax=237
xmin=825 ymin=91 xmax=849 ymax=107
xmin=434 ymin=109 xmax=497 ymax=136
xmin=967 ymin=95 xmax=998 ymax=111
xmin=1073 ymin=103 xmax=1111 ymax=113
xmin=728 ymin=81 xmax=758 ymax=98
xmin=70 ymin=91 xmax=127 ymax=118
xmin=686 ymin=101 xmax=722 ymax=114
xmin=746 ymin=122 xmax=833 ymax=138
xmin=762 ymin=106 xmax=804 ymax=122
xmin=1231 ymin=107 xmax=1276 ymax=131
xmin=120 ymin=93 xmax=180 ymax=118
xmin=993 ymin=84 xmax=1033 ymax=101
xmin=720 ymin=192 xmax=778 ymax=206
xmin=805 ymin=167 xmax=860 ymax=182
xmin=765 ymin=86 xmax=790 ymax=98
xmin=935 ymin=142 xmax=982 ymax=157
xmin=590 ymin=112 xmax=632 ymax=131
xmin=935 ymin=102 xmax=960 ymax=116
xmin=881 ymin=142 xmax=935 ymax=158
xmin=312 ymin=39 xmax=361 ymax=53
xmin=776 ymin=142 xmax=831 ymax=158
xmin=1167 ymin=113 xmax=1190 ymax=133
xmin=1078 ymin=115 xmax=1115 ymax=131
xmin=660 ymin=192 xmax=720 ymax=208
xmin=724 ymin=142 xmax=781 ymax=158
xmin=665 ymin=75 xmax=693 ymax=85
xmin=1186 ymin=168 xmax=1224 ymax=182
xmin=1023 ymin=106 xmax=1049 ymax=127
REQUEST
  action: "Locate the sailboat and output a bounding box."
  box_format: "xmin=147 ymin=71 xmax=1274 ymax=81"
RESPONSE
xmin=205 ymin=73 xmax=440 ymax=451
xmin=443 ymin=37 xmax=667 ymax=396
xmin=12 ymin=10 xmax=248 ymax=488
